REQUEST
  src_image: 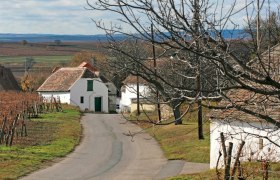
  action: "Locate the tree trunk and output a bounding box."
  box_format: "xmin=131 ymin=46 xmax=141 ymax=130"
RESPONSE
xmin=225 ymin=142 xmax=233 ymax=180
xmin=172 ymin=100 xmax=182 ymax=125
xmin=197 ymin=98 xmax=204 ymax=139
xmin=193 ymin=0 xmax=204 ymax=140
xmin=136 ymin=74 xmax=140 ymax=116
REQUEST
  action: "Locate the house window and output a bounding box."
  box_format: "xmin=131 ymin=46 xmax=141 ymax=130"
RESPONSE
xmin=80 ymin=96 xmax=84 ymax=104
xmin=87 ymin=80 xmax=93 ymax=91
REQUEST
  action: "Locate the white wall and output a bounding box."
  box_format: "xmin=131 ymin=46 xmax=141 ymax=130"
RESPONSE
xmin=70 ymin=78 xmax=109 ymax=113
xmin=38 ymin=92 xmax=71 ymax=104
xmin=119 ymin=83 xmax=150 ymax=111
xmin=210 ymin=119 xmax=280 ymax=169
xmin=106 ymin=82 xmax=117 ymax=111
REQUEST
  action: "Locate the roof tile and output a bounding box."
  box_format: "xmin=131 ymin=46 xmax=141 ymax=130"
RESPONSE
xmin=37 ymin=67 xmax=97 ymax=92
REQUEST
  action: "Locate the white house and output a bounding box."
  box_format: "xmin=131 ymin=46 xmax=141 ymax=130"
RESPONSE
xmin=37 ymin=67 xmax=109 ymax=113
xmin=78 ymin=62 xmax=118 ymax=112
xmin=209 ymin=44 xmax=280 ymax=169
xmin=209 ymin=90 xmax=280 ymax=169
xmin=119 ymin=75 xmax=151 ymax=112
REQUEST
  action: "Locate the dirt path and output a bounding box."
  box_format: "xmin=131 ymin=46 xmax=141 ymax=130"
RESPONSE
xmin=21 ymin=114 xmax=209 ymax=180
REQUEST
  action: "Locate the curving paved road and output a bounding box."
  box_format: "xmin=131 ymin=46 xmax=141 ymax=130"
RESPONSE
xmin=21 ymin=114 xmax=168 ymax=180
xmin=21 ymin=114 xmax=209 ymax=180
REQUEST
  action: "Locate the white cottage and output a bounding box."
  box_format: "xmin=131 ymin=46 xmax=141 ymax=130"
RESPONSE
xmin=37 ymin=67 xmax=109 ymax=113
xmin=209 ymin=44 xmax=280 ymax=169
xmin=209 ymin=89 xmax=280 ymax=169
xmin=119 ymin=75 xmax=151 ymax=112
xmin=78 ymin=62 xmax=118 ymax=112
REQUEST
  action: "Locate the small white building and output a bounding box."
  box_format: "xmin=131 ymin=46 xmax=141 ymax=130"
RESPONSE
xmin=119 ymin=75 xmax=151 ymax=112
xmin=209 ymin=89 xmax=280 ymax=169
xmin=79 ymin=62 xmax=117 ymax=112
xmin=37 ymin=67 xmax=109 ymax=113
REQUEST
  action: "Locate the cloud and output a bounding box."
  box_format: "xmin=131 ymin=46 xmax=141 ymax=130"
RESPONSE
xmin=0 ymin=0 xmax=106 ymax=34
xmin=1 ymin=0 xmax=279 ymax=35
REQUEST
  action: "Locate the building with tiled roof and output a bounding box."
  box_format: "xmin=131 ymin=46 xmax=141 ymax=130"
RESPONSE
xmin=37 ymin=67 xmax=109 ymax=112
xmin=78 ymin=62 xmax=118 ymax=112
xmin=210 ymin=44 xmax=280 ymax=169
xmin=78 ymin=61 xmax=99 ymax=74
xmin=0 ymin=65 xmax=21 ymax=91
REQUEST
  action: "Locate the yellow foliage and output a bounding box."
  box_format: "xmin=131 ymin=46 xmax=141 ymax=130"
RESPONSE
xmin=21 ymin=73 xmax=34 ymax=92
xmin=70 ymin=51 xmax=106 ymax=67
xmin=21 ymin=72 xmax=50 ymax=92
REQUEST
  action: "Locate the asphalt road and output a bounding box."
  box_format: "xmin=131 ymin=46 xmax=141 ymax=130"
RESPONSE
xmin=21 ymin=114 xmax=169 ymax=180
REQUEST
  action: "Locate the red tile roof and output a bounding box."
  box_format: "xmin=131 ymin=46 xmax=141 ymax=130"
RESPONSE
xmin=210 ymin=44 xmax=280 ymax=123
xmin=78 ymin=62 xmax=99 ymax=72
xmin=209 ymin=89 xmax=280 ymax=123
xmin=78 ymin=62 xmax=110 ymax=83
xmin=37 ymin=67 xmax=97 ymax=92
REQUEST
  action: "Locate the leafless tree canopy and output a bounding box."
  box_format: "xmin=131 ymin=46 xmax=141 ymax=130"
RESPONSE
xmin=87 ymin=0 xmax=280 ymax=128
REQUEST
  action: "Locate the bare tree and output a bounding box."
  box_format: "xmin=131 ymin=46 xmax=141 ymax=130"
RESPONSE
xmin=87 ymin=0 xmax=280 ymax=125
xmin=106 ymin=39 xmax=188 ymax=124
xmin=86 ymin=1 xmax=280 ymax=178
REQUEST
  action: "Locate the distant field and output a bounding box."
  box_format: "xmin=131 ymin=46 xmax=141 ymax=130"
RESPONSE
xmin=0 ymin=55 xmax=72 ymax=65
xmin=0 ymin=42 xmax=105 ymax=57
xmin=0 ymin=41 xmax=106 ymax=79
xmin=0 ymin=55 xmax=73 ymax=79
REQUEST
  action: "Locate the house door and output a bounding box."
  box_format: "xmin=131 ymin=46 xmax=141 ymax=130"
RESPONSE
xmin=95 ymin=97 xmax=102 ymax=112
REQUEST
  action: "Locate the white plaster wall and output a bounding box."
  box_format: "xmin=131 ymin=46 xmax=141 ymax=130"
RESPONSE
xmin=106 ymin=82 xmax=117 ymax=111
xmin=210 ymin=120 xmax=280 ymax=169
xmin=131 ymin=103 xmax=155 ymax=113
xmin=70 ymin=78 xmax=108 ymax=112
xmin=119 ymin=83 xmax=150 ymax=111
xmin=38 ymin=92 xmax=71 ymax=104
xmin=106 ymin=82 xmax=117 ymax=96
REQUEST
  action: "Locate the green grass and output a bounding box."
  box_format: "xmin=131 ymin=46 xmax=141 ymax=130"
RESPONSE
xmin=0 ymin=105 xmax=81 ymax=180
xmin=149 ymin=122 xmax=210 ymax=163
xmin=130 ymin=106 xmax=210 ymax=163
xmin=168 ymin=162 xmax=280 ymax=180
xmin=130 ymin=104 xmax=280 ymax=179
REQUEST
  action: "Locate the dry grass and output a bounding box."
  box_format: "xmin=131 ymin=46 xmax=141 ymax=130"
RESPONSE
xmin=149 ymin=122 xmax=210 ymax=163
xmin=168 ymin=162 xmax=280 ymax=180
xmin=129 ymin=105 xmax=211 ymax=163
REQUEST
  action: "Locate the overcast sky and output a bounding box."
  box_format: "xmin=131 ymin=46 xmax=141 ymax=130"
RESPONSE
xmin=0 ymin=0 xmax=279 ymax=35
xmin=0 ymin=0 xmax=104 ymax=35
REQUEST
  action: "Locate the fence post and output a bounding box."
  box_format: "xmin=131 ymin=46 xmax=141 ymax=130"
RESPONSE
xmin=224 ymin=142 xmax=233 ymax=180
xmin=0 ymin=116 xmax=7 ymax=144
xmin=9 ymin=114 xmax=19 ymax=146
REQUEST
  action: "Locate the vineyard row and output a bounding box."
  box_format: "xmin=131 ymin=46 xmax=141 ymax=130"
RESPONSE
xmin=0 ymin=92 xmax=62 ymax=146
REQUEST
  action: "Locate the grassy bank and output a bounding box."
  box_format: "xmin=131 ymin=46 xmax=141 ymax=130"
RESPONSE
xmin=168 ymin=162 xmax=280 ymax=180
xmin=0 ymin=105 xmax=81 ymax=180
xmin=130 ymin=106 xmax=280 ymax=179
xmin=149 ymin=122 xmax=210 ymax=163
xmin=130 ymin=106 xmax=210 ymax=163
